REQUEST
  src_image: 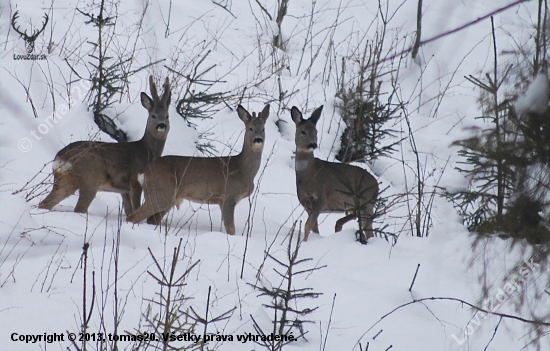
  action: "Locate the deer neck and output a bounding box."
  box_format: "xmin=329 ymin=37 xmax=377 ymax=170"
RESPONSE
xmin=233 ymin=141 xmax=263 ymax=178
xmin=295 ymin=149 xmax=315 ymax=174
xmin=140 ymin=133 xmax=166 ymax=159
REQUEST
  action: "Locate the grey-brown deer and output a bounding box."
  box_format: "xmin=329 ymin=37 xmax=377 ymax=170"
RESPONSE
xmin=127 ymin=104 xmax=269 ymax=234
xmin=291 ymin=106 xmax=379 ymax=241
xmin=39 ymin=76 xmax=171 ymax=215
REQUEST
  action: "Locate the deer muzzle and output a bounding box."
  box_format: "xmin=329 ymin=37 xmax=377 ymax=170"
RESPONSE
xmin=253 ymin=137 xmax=264 ymax=145
xmin=308 ymin=143 xmax=318 ymax=150
xmin=156 ymin=123 xmax=167 ymax=132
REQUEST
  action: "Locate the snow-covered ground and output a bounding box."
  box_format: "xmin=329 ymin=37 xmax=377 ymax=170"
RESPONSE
xmin=1 ymin=0 xmax=549 ymax=350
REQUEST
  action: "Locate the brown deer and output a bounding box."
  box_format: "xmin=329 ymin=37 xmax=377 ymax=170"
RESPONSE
xmin=127 ymin=105 xmax=269 ymax=234
xmin=39 ymin=76 xmax=171 ymax=215
xmin=291 ymin=106 xmax=379 ymax=241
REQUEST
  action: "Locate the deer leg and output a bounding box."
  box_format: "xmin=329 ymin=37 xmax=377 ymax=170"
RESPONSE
xmin=304 ymin=215 xmax=317 ymax=241
xmin=38 ymin=175 xmax=78 ymax=210
xmin=360 ymin=202 xmax=375 ymax=240
xmin=123 ymin=181 xmax=143 ymax=216
xmin=221 ymin=200 xmax=237 ymax=235
xmin=74 ymin=187 xmax=98 ymax=213
xmin=304 ymin=202 xmax=323 ymax=241
xmin=312 ymin=221 xmax=319 ymax=234
xmin=146 ymin=210 xmax=169 ymax=225
xmin=129 ymin=189 xmax=173 ymax=224
xmin=335 ymin=212 xmax=358 ymax=232
xmin=128 ymin=177 xmax=174 ymax=223
xmin=310 ymin=216 xmax=320 ymax=233
xmin=127 ymin=194 xmax=167 ymax=223
xmin=121 ymin=193 xmax=133 ymax=216
xmin=128 ymin=200 xmax=154 ymax=223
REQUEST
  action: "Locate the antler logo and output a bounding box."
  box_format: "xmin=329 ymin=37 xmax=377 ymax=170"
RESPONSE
xmin=12 ymin=11 xmax=49 ymax=54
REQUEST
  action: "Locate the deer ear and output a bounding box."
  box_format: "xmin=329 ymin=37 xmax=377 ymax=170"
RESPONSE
xmin=164 ymin=90 xmax=172 ymax=106
xmin=237 ymin=105 xmax=251 ymax=123
xmin=309 ymin=106 xmax=323 ymax=125
xmin=259 ymin=104 xmax=270 ymax=122
xmin=141 ymin=92 xmax=154 ymax=111
xmin=290 ymin=106 xmax=303 ymax=124
xmin=161 ymin=77 xmax=171 ymax=106
xmin=149 ymin=75 xmax=160 ymax=102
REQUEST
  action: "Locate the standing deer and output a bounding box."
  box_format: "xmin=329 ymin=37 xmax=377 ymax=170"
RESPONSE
xmin=39 ymin=76 xmax=171 ymax=215
xmin=291 ymin=106 xmax=379 ymax=241
xmin=127 ymin=105 xmax=269 ymax=235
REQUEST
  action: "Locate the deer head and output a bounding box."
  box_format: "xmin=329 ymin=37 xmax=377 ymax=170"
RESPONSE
xmin=12 ymin=11 xmax=49 ymax=54
xmin=141 ymin=76 xmax=171 ymax=141
xmin=237 ymin=104 xmax=269 ymax=152
xmin=291 ymin=105 xmax=323 ymax=153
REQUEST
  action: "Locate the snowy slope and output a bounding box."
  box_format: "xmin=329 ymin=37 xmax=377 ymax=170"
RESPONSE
xmin=1 ymin=0 xmax=549 ymax=350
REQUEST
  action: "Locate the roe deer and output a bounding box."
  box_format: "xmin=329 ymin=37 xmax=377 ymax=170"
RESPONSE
xmin=291 ymin=106 xmax=379 ymax=241
xmin=127 ymin=104 xmax=270 ymax=234
xmin=38 ymin=76 xmax=171 ymax=215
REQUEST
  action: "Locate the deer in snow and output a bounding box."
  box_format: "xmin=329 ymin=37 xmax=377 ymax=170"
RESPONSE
xmin=39 ymin=76 xmax=171 ymax=215
xmin=291 ymin=106 xmax=379 ymax=241
xmin=127 ymin=104 xmax=269 ymax=235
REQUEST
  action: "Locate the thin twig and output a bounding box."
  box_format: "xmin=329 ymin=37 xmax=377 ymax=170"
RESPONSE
xmin=321 ymin=293 xmax=336 ymax=351
xmin=408 ymin=264 xmax=420 ymax=292
xmin=483 ymin=316 xmax=502 ymax=351
xmin=366 ymin=0 xmax=530 ymax=69
xmin=253 ymin=0 xmax=273 ymax=21
xmin=353 ymin=296 xmax=550 ymax=351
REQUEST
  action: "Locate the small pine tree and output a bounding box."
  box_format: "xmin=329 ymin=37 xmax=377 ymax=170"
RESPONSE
xmin=169 ymin=50 xmax=235 ymax=129
xmin=78 ymin=2 xmax=129 ymax=142
xmin=445 ymin=18 xmax=518 ymax=231
xmin=447 ymin=18 xmax=550 ymax=244
xmin=451 ymin=14 xmax=550 ymax=350
xmin=335 ymin=59 xmax=401 ymax=163
xmin=446 ymin=98 xmax=518 ymax=231
xmin=250 ymin=224 xmax=323 ymax=350
xmin=137 ymin=239 xmax=200 ymax=351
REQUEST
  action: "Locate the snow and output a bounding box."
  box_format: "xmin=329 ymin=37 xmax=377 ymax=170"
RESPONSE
xmin=1 ymin=0 xmax=549 ymax=350
xmin=515 ymin=73 xmax=550 ymax=115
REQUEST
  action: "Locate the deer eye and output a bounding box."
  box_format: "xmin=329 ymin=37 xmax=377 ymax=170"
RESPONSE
xmin=249 ymin=127 xmax=253 ymax=131
xmin=152 ymin=115 xmax=156 ymax=119
xmin=262 ymin=128 xmax=265 ymax=132
xmin=301 ymin=130 xmax=306 ymax=135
